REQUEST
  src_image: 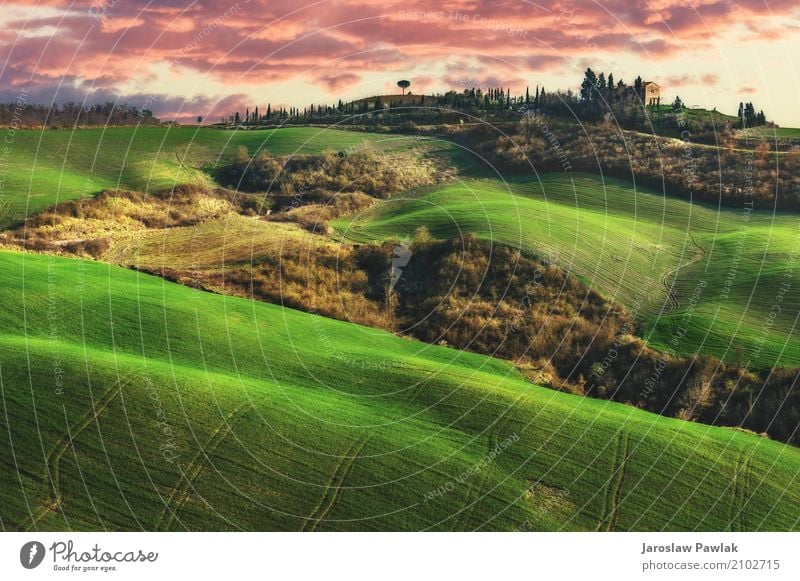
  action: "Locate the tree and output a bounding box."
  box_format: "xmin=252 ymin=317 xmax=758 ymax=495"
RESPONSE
xmin=743 ymin=102 xmax=756 ymax=127
xmin=397 ymin=80 xmax=411 ymax=95
xmin=672 ymin=95 xmax=684 ymax=111
xmin=525 ymin=86 xmax=530 ymax=105
xmin=196 ymin=116 xmax=203 ymax=124
xmin=580 ymin=68 xmax=598 ymax=102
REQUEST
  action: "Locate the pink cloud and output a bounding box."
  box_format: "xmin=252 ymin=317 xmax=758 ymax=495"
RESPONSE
xmin=0 ymin=0 xmax=794 ymax=109
xmin=315 ymin=72 xmax=361 ymax=92
xmin=665 ymin=73 xmax=720 ymax=87
xmin=100 ymin=16 xmax=146 ymax=34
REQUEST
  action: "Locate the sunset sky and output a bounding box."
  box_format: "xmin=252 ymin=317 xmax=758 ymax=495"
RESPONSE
xmin=1 ymin=0 xmax=799 ymax=126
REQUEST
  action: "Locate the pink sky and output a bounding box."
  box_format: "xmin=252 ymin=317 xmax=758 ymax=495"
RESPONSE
xmin=1 ymin=0 xmax=799 ymax=125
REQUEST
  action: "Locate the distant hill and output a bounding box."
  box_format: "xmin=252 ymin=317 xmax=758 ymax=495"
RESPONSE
xmin=350 ymin=93 xmax=435 ymax=110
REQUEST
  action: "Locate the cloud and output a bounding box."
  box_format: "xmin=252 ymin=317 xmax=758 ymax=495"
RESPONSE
xmin=0 ymin=0 xmax=794 ymax=111
xmin=315 ymin=72 xmax=361 ymax=92
xmin=665 ymin=73 xmax=719 ymax=87
xmin=100 ymin=16 xmax=146 ymax=34
xmin=701 ymin=73 xmax=719 ymax=85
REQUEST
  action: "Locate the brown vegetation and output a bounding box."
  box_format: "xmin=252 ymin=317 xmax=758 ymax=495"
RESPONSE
xmin=0 ymin=185 xmax=266 ymax=257
xmin=459 ymin=122 xmax=800 ymax=210
xmin=216 ymin=147 xmax=442 ymax=198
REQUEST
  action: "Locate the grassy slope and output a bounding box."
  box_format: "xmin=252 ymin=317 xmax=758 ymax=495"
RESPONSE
xmin=1 ymin=250 xmax=799 ymax=531
xmin=334 ymin=173 xmax=800 ymax=369
xmin=740 ymin=127 xmax=800 ymax=140
xmin=646 ymin=105 xmax=740 ymax=137
xmin=0 ymin=126 xmax=424 ymax=224
xmin=103 ymin=214 xmax=328 ymax=272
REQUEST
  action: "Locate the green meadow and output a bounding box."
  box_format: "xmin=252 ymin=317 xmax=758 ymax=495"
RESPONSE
xmin=0 ymin=126 xmax=424 ymax=224
xmin=740 ymin=126 xmax=800 ymax=140
xmin=1 ymin=250 xmax=798 ymax=531
xmin=334 ymin=172 xmax=800 ymax=369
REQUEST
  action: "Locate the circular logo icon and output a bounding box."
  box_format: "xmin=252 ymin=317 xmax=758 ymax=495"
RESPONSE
xmin=20 ymin=541 xmax=46 ymax=569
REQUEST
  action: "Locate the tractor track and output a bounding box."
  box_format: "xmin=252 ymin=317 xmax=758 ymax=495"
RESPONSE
xmin=173 ymin=145 xmax=203 ymax=181
xmin=157 ymin=403 xmax=250 ymax=531
xmin=301 ymin=374 xmax=423 ymax=532
xmin=660 ymin=233 xmax=706 ymax=314
xmin=22 ymin=380 xmax=128 ymax=531
xmin=596 ymin=432 xmax=630 ymax=532
xmin=302 ymin=438 xmax=370 ymax=532
xmin=729 ymin=454 xmax=752 ymax=532
xmin=456 ymin=409 xmax=513 ymax=531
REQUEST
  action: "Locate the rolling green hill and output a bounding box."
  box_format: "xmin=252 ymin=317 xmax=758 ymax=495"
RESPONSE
xmin=334 ymin=173 xmax=800 ymax=369
xmin=1 ymin=250 xmax=799 ymax=531
xmin=740 ymin=126 xmax=800 ymax=140
xmin=0 ymin=126 xmax=427 ymax=225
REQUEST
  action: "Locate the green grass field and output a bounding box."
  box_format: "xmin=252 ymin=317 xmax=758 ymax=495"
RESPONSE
xmin=646 ymin=105 xmax=740 ymax=137
xmin=0 ymin=126 xmax=431 ymax=225
xmin=334 ymin=173 xmax=800 ymax=369
xmin=1 ymin=250 xmax=799 ymax=531
xmin=740 ymin=126 xmax=800 ymax=140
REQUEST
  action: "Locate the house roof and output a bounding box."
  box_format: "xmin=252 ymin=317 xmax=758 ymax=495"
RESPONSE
xmin=642 ymin=81 xmax=660 ymax=88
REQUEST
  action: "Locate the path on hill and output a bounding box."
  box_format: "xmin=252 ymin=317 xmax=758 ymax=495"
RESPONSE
xmin=595 ymin=432 xmax=631 ymax=532
xmin=157 ymin=403 xmax=250 ymax=531
xmin=22 ymin=380 xmax=127 ymax=531
xmin=300 ymin=377 xmax=425 ymax=532
xmin=729 ymin=454 xmax=753 ymax=532
xmin=301 ymin=438 xmax=371 ymax=532
xmin=660 ymin=233 xmax=706 ymax=314
xmin=173 ymin=145 xmax=206 ymax=183
xmin=456 ymin=409 xmax=514 ymax=531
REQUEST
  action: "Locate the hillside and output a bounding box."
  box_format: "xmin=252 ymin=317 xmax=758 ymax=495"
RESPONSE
xmin=739 ymin=126 xmax=800 ymax=142
xmin=0 ymin=126 xmax=429 ymax=226
xmin=334 ymin=172 xmax=800 ymax=370
xmin=350 ymin=94 xmax=435 ymax=109
xmin=1 ymin=250 xmax=799 ymax=531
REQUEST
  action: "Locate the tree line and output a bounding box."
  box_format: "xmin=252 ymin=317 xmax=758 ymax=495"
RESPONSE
xmin=0 ymin=101 xmax=160 ymax=127
xmin=738 ymin=101 xmax=767 ymax=128
xmin=221 ymin=86 xmax=542 ymax=126
xmin=222 ymin=68 xmax=770 ymax=136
